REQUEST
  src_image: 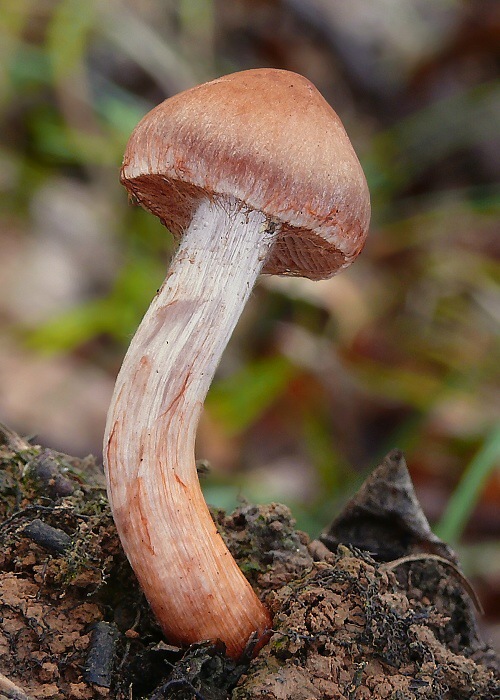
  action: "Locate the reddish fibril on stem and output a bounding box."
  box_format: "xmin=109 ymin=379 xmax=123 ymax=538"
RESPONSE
xmin=104 ymin=68 xmax=370 ymax=659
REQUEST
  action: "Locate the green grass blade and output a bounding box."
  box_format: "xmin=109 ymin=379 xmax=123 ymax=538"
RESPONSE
xmin=435 ymin=425 xmax=500 ymax=543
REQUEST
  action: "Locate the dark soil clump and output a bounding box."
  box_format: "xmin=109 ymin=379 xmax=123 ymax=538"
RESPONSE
xmin=0 ymin=425 xmax=498 ymax=699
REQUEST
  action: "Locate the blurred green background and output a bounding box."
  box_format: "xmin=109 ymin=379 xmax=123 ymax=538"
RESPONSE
xmin=0 ymin=0 xmax=499 ymax=637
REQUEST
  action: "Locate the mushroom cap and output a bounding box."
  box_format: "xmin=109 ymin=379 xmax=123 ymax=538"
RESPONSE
xmin=121 ymin=68 xmax=370 ymax=280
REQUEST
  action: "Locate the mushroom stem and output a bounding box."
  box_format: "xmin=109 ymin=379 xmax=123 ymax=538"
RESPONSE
xmin=104 ymin=196 xmax=275 ymax=658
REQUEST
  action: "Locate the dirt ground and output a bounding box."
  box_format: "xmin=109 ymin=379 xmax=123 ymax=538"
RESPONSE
xmin=0 ymin=424 xmax=498 ymax=699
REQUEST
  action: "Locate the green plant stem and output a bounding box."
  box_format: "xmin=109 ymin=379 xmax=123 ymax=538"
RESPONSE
xmin=436 ymin=426 xmax=500 ymax=543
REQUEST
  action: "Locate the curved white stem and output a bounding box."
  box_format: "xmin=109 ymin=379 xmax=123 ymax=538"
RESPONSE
xmin=104 ymin=197 xmax=276 ymax=658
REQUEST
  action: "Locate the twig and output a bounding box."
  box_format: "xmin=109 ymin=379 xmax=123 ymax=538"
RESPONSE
xmin=0 ymin=505 xmax=90 ymax=536
xmin=84 ymin=621 xmax=119 ymax=687
xmin=22 ymin=518 xmax=72 ymax=555
xmin=0 ymin=673 xmax=34 ymax=700
xmin=0 ymin=423 xmax=32 ymax=452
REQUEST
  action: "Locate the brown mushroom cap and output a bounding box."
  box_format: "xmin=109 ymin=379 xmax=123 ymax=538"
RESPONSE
xmin=121 ymin=68 xmax=370 ymax=280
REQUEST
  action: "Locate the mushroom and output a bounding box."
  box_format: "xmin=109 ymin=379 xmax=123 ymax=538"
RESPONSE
xmin=104 ymin=68 xmax=370 ymax=659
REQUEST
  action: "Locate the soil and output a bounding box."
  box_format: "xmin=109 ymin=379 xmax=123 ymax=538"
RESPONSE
xmin=0 ymin=424 xmax=498 ymax=700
